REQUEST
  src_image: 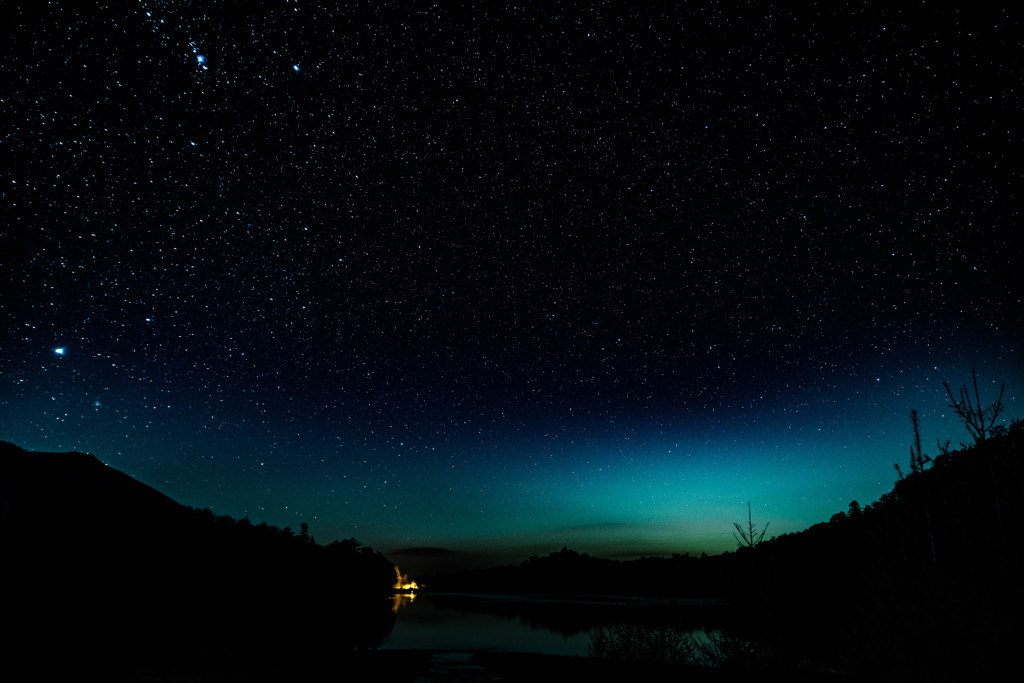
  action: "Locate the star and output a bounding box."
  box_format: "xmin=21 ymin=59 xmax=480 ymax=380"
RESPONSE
xmin=53 ymin=347 xmax=65 ymax=356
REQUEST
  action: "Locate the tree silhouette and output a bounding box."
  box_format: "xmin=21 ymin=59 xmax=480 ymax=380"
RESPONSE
xmin=733 ymin=502 xmax=769 ymax=548
xmin=896 ymin=409 xmax=933 ymax=480
xmin=944 ymin=368 xmax=1005 ymax=445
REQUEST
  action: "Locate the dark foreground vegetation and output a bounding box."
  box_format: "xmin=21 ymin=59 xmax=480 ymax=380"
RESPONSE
xmin=0 ymin=440 xmax=397 ymax=677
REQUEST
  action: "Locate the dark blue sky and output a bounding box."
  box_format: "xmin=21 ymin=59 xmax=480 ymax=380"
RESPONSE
xmin=3 ymin=2 xmax=1022 ymax=572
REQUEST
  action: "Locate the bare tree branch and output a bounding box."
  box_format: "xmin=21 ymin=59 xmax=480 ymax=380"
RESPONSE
xmin=943 ymin=368 xmax=1005 ymax=445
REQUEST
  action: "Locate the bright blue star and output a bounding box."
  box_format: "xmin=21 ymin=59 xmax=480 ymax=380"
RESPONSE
xmin=54 ymin=347 xmax=65 ymax=356
xmin=293 ymin=64 xmax=300 ymax=72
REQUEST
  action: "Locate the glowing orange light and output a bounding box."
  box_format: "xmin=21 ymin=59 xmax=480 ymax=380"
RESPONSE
xmin=393 ymin=566 xmax=418 ymax=591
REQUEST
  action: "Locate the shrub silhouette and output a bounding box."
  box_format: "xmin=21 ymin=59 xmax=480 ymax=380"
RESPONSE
xmin=587 ymin=621 xmax=696 ymax=665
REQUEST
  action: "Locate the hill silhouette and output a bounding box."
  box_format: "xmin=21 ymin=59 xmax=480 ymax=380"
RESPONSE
xmin=0 ymin=443 xmax=190 ymax=535
xmin=0 ymin=441 xmax=397 ymax=676
xmin=422 ymin=545 xmax=732 ymax=598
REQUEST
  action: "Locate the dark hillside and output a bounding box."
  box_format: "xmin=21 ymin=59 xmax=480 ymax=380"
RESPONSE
xmin=0 ymin=441 xmax=396 ymax=675
xmin=0 ymin=442 xmax=188 ymax=537
xmin=729 ymin=425 xmax=1024 ymax=680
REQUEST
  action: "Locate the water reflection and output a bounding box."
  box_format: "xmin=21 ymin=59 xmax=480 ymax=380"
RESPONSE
xmin=383 ymin=593 xmax=720 ymax=656
xmin=391 ymin=592 xmax=417 ymax=613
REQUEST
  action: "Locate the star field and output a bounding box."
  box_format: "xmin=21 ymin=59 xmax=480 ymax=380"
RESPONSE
xmin=3 ymin=1 xmax=1022 ymax=567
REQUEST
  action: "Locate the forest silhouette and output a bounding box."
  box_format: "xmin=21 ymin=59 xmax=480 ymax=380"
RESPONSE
xmin=2 ymin=374 xmax=1021 ymax=680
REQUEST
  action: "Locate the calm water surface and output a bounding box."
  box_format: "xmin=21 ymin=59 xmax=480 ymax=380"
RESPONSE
xmin=380 ymin=593 xmax=717 ymax=656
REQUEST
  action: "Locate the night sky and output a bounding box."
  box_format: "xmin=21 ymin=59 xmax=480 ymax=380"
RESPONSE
xmin=3 ymin=2 xmax=1022 ymax=572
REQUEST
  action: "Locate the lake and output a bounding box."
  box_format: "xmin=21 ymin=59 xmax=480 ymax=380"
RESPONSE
xmin=380 ymin=592 xmax=722 ymax=656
